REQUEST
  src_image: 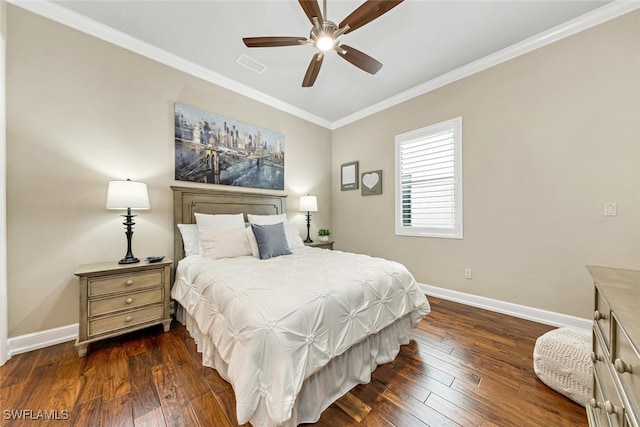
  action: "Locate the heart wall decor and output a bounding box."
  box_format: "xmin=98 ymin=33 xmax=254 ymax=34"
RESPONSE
xmin=361 ymin=170 xmax=382 ymax=196
xmin=363 ymin=173 xmax=379 ymax=189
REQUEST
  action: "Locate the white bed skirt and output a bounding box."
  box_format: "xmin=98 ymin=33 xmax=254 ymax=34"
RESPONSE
xmin=176 ymin=305 xmax=418 ymax=426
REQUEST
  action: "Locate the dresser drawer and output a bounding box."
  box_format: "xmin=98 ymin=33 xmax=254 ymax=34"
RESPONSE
xmin=595 ymin=287 xmax=612 ymax=352
xmin=612 ymin=313 xmax=640 ymax=423
xmin=88 ymin=288 xmax=163 ymax=317
xmin=88 ymin=270 xmax=163 ymax=297
xmin=594 ymin=327 xmax=610 ymax=366
xmin=88 ymin=305 xmax=163 ymax=337
xmin=587 ymin=266 xmax=640 ymax=427
xmin=589 ymin=374 xmax=613 ymax=427
xmin=595 ymin=354 xmax=626 ymax=427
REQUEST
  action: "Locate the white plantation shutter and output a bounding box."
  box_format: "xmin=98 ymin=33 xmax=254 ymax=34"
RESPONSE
xmin=395 ymin=117 xmax=463 ymax=238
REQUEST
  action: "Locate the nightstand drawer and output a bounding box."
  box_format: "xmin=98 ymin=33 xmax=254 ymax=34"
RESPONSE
xmin=75 ymin=260 xmax=172 ymax=357
xmin=88 ymin=270 xmax=163 ymax=297
xmin=612 ymin=314 xmax=640 ymax=422
xmin=89 ymin=288 xmax=163 ymax=317
xmin=88 ymin=305 xmax=163 ymax=337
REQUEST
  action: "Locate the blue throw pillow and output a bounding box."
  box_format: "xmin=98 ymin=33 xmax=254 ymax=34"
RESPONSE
xmin=250 ymin=223 xmax=292 ymax=260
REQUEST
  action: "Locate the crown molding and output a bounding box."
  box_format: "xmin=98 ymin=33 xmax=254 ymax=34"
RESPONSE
xmin=8 ymin=0 xmax=640 ymax=131
xmin=332 ymin=0 xmax=640 ymax=129
xmin=7 ymin=0 xmax=332 ymax=129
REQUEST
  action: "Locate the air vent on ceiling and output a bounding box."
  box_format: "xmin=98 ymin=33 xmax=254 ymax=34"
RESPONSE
xmin=236 ymin=54 xmax=267 ymax=74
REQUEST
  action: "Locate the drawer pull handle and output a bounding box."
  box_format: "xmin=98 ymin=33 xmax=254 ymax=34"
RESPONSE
xmin=604 ymin=401 xmax=618 ymax=415
xmin=125 ymin=280 xmax=133 ymax=286
xmin=614 ymin=358 xmax=632 ymax=374
xmin=590 ymin=352 xmax=602 ymax=363
xmin=594 ymin=310 xmax=605 ymax=321
xmin=125 ymin=298 xmax=133 ymax=304
xmin=125 ymin=316 xmax=133 ymax=323
xmin=589 ymin=398 xmax=600 ymax=409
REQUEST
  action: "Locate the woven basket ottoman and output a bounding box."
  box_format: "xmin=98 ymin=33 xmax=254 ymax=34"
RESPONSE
xmin=533 ymin=327 xmax=592 ymax=406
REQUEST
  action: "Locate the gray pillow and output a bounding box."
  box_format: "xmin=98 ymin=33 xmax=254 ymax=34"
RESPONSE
xmin=250 ymin=223 xmax=292 ymax=260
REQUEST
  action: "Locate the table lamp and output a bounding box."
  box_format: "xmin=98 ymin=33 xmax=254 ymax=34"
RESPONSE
xmin=106 ymin=179 xmax=150 ymax=264
xmin=299 ymin=194 xmax=318 ymax=243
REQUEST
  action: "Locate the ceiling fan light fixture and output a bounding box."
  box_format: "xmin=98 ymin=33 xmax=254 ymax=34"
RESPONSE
xmin=243 ymin=0 xmax=404 ymax=87
xmin=316 ymin=35 xmax=334 ymax=52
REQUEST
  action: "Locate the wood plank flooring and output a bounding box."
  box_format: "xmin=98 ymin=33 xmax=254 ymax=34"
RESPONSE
xmin=0 ymin=297 xmax=588 ymax=426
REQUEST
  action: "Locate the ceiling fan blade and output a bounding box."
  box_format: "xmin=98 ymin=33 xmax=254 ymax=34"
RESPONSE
xmin=299 ymin=0 xmax=323 ymax=25
xmin=337 ymin=44 xmax=382 ymax=74
xmin=339 ymin=0 xmax=404 ymax=34
xmin=243 ymin=37 xmax=307 ymax=48
xmin=302 ymin=53 xmax=324 ymax=87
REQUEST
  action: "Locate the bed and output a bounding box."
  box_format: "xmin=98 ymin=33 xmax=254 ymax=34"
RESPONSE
xmin=170 ymin=186 xmax=431 ymax=426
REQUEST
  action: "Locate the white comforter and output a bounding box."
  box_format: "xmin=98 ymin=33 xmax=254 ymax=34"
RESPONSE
xmin=171 ymin=247 xmax=430 ymax=425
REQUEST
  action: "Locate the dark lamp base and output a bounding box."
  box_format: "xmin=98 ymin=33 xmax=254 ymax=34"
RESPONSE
xmin=304 ymin=211 xmax=313 ymax=244
xmin=118 ymin=209 xmax=140 ymax=265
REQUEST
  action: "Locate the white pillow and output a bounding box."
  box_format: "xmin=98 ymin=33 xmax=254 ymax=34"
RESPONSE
xmin=177 ymin=224 xmax=200 ymax=257
xmin=199 ymin=228 xmax=252 ymax=260
xmin=247 ymin=213 xmax=287 ymax=225
xmin=285 ymin=224 xmax=305 ymax=250
xmin=195 ymin=212 xmax=245 ymax=231
xmin=245 ymin=226 xmax=260 ymax=258
xmin=246 ymin=223 xmax=304 ymax=257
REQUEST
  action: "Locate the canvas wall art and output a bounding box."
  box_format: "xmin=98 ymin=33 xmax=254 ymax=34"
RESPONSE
xmin=174 ymin=103 xmax=285 ymax=190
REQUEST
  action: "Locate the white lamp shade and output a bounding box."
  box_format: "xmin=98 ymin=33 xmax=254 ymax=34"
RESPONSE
xmin=299 ymin=195 xmax=318 ymax=212
xmin=106 ymin=180 xmax=150 ymax=210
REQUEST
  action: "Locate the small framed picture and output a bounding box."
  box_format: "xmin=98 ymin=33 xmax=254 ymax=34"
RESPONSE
xmin=341 ymin=161 xmax=359 ymax=191
xmin=361 ymin=170 xmax=382 ymax=196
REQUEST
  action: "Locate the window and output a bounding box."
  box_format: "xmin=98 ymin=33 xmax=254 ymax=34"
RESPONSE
xmin=395 ymin=117 xmax=463 ymax=239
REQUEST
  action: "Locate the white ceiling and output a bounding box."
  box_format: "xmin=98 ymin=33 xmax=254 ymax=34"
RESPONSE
xmin=39 ymin=0 xmax=628 ymax=126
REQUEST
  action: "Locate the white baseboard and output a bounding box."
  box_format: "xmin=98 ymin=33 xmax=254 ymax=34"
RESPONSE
xmin=7 ymin=323 xmax=78 ymax=358
xmin=4 ymin=286 xmax=591 ymax=359
xmin=419 ymin=283 xmax=592 ymax=329
xmin=5 ymin=301 xmax=178 ymax=359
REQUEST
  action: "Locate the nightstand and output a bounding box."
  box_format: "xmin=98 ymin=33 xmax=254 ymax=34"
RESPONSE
xmin=305 ymin=240 xmax=334 ymax=250
xmin=74 ymin=259 xmax=172 ymax=357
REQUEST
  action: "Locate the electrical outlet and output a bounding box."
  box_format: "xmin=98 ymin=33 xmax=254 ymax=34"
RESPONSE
xmin=604 ymin=203 xmax=617 ymax=216
xmin=464 ymin=268 xmax=472 ymax=279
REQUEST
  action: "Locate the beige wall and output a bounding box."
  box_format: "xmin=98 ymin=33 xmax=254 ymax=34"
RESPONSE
xmin=6 ymin=6 xmax=332 ymax=337
xmin=6 ymin=6 xmax=640 ymax=338
xmin=332 ymin=11 xmax=640 ymax=318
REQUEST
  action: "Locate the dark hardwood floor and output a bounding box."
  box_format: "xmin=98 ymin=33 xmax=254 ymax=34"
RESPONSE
xmin=0 ymin=297 xmax=587 ymax=426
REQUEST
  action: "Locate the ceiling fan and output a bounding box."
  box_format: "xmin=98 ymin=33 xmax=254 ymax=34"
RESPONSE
xmin=242 ymin=0 xmax=404 ymax=87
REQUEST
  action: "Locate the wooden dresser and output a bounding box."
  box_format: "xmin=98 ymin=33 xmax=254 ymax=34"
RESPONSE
xmin=74 ymin=259 xmax=172 ymax=357
xmin=587 ymin=266 xmax=640 ymax=427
